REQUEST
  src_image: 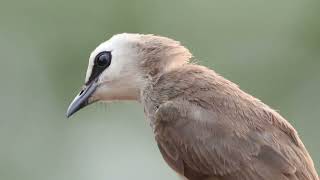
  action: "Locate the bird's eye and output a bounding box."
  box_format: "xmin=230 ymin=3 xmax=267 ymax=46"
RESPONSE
xmin=95 ymin=51 xmax=112 ymax=67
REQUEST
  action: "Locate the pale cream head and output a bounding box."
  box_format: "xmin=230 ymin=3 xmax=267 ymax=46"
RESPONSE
xmin=86 ymin=33 xmax=144 ymax=101
xmin=67 ymin=33 xmax=192 ymax=117
xmin=86 ymin=33 xmax=192 ymax=102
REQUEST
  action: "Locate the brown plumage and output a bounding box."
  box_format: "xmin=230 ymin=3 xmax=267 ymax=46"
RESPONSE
xmin=67 ymin=33 xmax=319 ymax=180
xmin=143 ymin=64 xmax=318 ymax=180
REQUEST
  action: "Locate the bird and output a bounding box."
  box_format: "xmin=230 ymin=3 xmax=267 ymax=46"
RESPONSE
xmin=66 ymin=33 xmax=319 ymax=180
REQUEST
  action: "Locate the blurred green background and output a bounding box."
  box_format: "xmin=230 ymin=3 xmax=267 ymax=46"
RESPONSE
xmin=0 ymin=0 xmax=319 ymax=179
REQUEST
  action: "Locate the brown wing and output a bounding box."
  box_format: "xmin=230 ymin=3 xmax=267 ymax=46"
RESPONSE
xmin=154 ymin=100 xmax=318 ymax=180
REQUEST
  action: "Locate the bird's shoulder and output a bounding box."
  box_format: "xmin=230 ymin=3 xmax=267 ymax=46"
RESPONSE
xmin=150 ymin=64 xmax=301 ymax=147
xmin=144 ymin=64 xmax=318 ymax=180
xmin=154 ymin=100 xmax=318 ymax=180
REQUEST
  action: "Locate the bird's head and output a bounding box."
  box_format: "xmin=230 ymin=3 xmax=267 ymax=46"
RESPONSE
xmin=66 ymin=33 xmax=191 ymax=117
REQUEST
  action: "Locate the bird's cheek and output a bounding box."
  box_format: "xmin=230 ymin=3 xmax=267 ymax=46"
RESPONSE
xmin=92 ymin=84 xmax=115 ymax=101
xmin=88 ymin=86 xmax=105 ymax=102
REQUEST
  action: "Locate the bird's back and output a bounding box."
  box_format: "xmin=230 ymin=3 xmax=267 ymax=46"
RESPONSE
xmin=142 ymin=64 xmax=319 ymax=180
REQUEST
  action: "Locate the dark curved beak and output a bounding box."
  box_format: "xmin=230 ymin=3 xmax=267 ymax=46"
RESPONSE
xmin=66 ymin=80 xmax=98 ymax=118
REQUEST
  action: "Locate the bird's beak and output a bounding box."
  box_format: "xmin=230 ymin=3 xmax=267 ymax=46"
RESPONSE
xmin=66 ymin=79 xmax=98 ymax=118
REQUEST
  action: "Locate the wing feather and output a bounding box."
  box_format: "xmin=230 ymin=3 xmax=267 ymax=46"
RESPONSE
xmin=154 ymin=100 xmax=317 ymax=180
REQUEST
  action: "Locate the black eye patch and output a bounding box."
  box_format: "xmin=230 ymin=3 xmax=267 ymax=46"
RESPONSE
xmin=86 ymin=51 xmax=112 ymax=85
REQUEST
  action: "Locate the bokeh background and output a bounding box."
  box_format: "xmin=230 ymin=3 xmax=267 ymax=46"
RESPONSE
xmin=0 ymin=0 xmax=319 ymax=179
